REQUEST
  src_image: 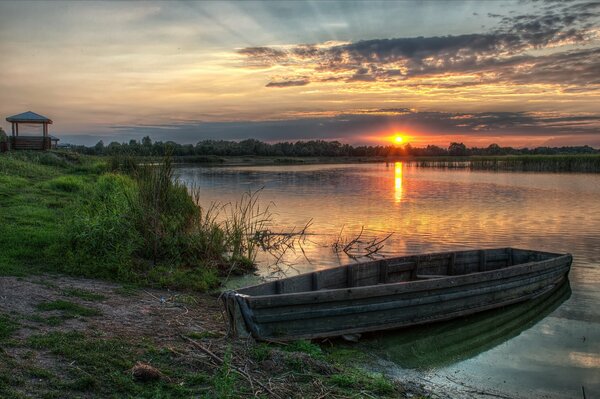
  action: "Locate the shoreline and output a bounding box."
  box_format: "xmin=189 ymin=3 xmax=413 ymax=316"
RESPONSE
xmin=165 ymin=154 xmax=600 ymax=173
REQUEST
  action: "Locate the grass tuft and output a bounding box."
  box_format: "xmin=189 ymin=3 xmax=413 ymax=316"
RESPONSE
xmin=36 ymin=300 xmax=101 ymax=317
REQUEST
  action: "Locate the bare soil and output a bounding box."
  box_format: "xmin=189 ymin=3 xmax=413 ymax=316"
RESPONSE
xmin=0 ymin=275 xmax=426 ymax=398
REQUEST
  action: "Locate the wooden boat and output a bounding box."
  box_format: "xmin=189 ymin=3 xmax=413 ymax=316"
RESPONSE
xmin=222 ymin=248 xmax=572 ymax=341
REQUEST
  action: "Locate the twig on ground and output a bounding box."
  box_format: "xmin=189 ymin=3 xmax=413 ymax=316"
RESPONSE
xmin=182 ymin=335 xmax=282 ymax=399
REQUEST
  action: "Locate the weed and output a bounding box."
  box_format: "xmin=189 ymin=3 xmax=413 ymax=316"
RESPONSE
xmin=36 ymin=300 xmax=101 ymax=317
xmin=213 ymin=348 xmax=237 ymax=399
xmin=284 ymin=340 xmax=324 ymax=359
xmin=249 ymin=343 xmax=272 ymax=362
xmin=0 ymin=314 xmax=18 ymax=340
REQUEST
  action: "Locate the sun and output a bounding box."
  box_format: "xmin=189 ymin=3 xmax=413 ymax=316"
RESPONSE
xmin=393 ymin=135 xmax=404 ymax=144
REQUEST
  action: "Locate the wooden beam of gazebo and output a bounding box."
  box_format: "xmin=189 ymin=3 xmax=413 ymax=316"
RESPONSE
xmin=5 ymin=111 xmax=54 ymax=150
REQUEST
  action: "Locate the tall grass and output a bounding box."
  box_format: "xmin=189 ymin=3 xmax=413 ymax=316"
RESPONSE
xmin=222 ymin=189 xmax=273 ymax=271
xmin=407 ymin=155 xmax=600 ymax=172
xmin=60 ymin=153 xmax=272 ymax=289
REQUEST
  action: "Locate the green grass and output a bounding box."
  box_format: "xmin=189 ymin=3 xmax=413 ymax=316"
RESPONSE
xmin=0 ymin=151 xmax=229 ymax=291
xmin=0 ymin=152 xmax=98 ymax=275
xmin=23 ymin=331 xmax=227 ymax=397
xmin=36 ymin=300 xmax=101 ymax=318
xmin=0 ymin=315 xmax=18 ymax=341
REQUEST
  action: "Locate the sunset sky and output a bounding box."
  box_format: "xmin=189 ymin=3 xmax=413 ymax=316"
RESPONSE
xmin=1 ymin=0 xmax=599 ymax=147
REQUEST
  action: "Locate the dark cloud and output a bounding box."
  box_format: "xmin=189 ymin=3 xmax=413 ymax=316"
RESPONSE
xmin=265 ymin=79 xmax=310 ymax=87
xmin=239 ymin=1 xmax=600 ymax=89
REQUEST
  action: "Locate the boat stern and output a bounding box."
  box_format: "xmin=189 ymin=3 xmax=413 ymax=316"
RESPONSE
xmin=221 ymin=291 xmax=254 ymax=339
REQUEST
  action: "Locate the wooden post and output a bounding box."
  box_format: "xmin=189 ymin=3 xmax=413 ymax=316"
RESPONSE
xmin=346 ymin=264 xmax=355 ymax=288
xmin=379 ymin=260 xmax=388 ymax=284
xmin=449 ymin=252 xmax=456 ymax=275
xmin=11 ymin=122 xmax=15 ymax=137
xmin=411 ymin=257 xmax=419 ymax=280
xmin=479 ymin=250 xmax=486 ymax=271
xmin=311 ymin=272 xmax=320 ymax=291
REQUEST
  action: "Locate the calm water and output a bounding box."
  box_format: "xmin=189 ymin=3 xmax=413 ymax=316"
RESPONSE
xmin=176 ymin=163 xmax=600 ymax=399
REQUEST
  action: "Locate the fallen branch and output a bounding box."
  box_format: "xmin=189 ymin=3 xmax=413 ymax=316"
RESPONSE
xmin=181 ymin=335 xmax=281 ymax=399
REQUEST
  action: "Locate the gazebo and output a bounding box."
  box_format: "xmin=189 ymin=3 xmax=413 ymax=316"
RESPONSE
xmin=5 ymin=111 xmax=55 ymax=150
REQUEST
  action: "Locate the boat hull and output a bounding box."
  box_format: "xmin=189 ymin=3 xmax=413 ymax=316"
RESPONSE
xmin=222 ymin=248 xmax=572 ymax=341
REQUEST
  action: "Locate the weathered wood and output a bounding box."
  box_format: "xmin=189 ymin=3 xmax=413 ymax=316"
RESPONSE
xmin=379 ymin=260 xmax=388 ymax=283
xmin=417 ymin=274 xmax=447 ymax=279
xmin=225 ymin=248 xmax=572 ymax=341
xmin=479 ymin=250 xmax=486 ymax=271
xmin=449 ymin=252 xmax=456 ymax=275
xmin=311 ymin=272 xmax=320 ymax=291
xmin=346 ymin=264 xmax=355 ymax=288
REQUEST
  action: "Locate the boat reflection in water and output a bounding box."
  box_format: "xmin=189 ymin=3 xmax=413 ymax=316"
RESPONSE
xmin=362 ymin=281 xmax=571 ymax=370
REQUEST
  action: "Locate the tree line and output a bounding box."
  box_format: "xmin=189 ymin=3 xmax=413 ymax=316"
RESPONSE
xmin=69 ymin=137 xmax=600 ymax=157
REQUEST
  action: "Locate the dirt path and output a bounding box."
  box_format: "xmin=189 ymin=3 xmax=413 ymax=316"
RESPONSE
xmin=0 ymin=275 xmax=225 ymax=341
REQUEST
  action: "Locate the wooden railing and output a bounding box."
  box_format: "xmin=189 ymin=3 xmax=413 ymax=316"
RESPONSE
xmin=9 ymin=136 xmax=51 ymax=150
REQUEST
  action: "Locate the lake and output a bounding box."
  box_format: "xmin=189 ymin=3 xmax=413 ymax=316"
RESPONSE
xmin=176 ymin=162 xmax=600 ymax=399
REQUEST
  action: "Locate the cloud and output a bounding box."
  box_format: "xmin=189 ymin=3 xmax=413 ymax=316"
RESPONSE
xmin=265 ymin=79 xmax=310 ymax=87
xmin=238 ymin=1 xmax=600 ymax=89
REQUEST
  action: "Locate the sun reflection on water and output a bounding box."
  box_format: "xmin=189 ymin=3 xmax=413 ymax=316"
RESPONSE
xmin=394 ymin=161 xmax=403 ymax=203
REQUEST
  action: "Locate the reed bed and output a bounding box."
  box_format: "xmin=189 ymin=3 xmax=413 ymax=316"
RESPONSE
xmin=406 ymin=155 xmax=600 ymax=172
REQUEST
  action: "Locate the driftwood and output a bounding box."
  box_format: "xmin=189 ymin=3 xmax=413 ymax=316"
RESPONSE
xmin=182 ymin=335 xmax=282 ymax=399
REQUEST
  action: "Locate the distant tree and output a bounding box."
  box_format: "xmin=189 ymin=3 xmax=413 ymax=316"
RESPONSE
xmin=486 ymin=143 xmax=502 ymax=155
xmin=94 ymin=140 xmax=105 ymax=154
xmin=448 ymin=142 xmax=468 ymax=156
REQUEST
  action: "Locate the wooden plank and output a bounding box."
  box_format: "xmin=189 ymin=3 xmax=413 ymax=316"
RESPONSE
xmin=254 ymin=275 xmax=567 ymax=339
xmin=247 ymin=256 xmax=571 ymax=308
xmin=417 ymin=274 xmax=447 ymax=279
xmin=251 ymin=266 xmax=568 ymax=324
xmin=254 ymin=274 xmax=556 ymax=328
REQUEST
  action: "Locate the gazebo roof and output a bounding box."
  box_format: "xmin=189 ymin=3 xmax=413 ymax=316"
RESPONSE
xmin=6 ymin=111 xmax=53 ymax=124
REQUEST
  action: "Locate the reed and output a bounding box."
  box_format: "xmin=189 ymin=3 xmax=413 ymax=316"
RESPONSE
xmin=221 ymin=189 xmax=273 ymax=271
xmin=406 ymin=155 xmax=600 ymax=172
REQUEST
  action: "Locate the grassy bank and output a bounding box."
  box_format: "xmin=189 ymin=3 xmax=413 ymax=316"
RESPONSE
xmin=0 ymin=151 xmax=259 ymax=290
